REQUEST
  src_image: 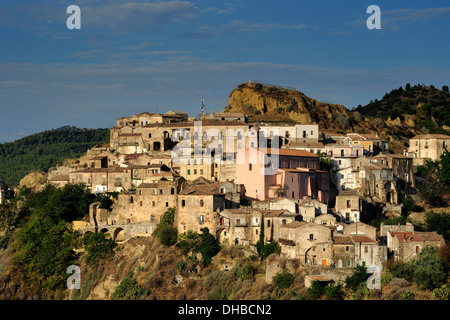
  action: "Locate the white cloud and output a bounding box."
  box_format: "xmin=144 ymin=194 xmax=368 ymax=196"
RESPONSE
xmin=182 ymin=19 xmax=308 ymax=39
xmin=81 ymin=1 xmax=199 ymax=31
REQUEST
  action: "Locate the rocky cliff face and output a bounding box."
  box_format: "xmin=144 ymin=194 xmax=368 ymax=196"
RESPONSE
xmin=225 ymin=82 xmax=351 ymax=131
xmin=223 ymin=82 xmax=448 ymax=153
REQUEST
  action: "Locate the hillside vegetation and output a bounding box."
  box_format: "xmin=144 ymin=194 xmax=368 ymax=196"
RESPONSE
xmin=355 ymin=84 xmax=450 ymax=133
xmin=0 ymin=185 xmax=449 ymax=301
xmin=0 ymin=126 xmax=109 ymax=187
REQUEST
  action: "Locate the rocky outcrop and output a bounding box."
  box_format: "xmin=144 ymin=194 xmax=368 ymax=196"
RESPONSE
xmin=17 ymin=171 xmax=47 ymax=192
xmin=222 ymin=82 xmax=439 ymax=154
xmin=225 ymin=82 xmax=350 ymax=132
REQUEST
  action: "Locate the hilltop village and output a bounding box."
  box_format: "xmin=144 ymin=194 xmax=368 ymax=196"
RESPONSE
xmin=40 ymin=109 xmax=448 ymax=279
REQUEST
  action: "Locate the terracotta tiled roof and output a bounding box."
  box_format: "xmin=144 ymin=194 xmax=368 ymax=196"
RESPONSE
xmin=374 ymin=153 xmax=412 ymax=159
xmin=419 ymin=232 xmax=445 ymax=242
xmin=282 ymin=221 xmax=308 ymax=228
xmin=266 ymin=148 xmax=319 ymax=158
xmin=391 ymin=231 xmax=444 ymax=243
xmin=411 ymin=134 xmax=450 ymax=140
xmin=136 ymin=183 xmax=157 ymax=189
xmin=222 ymin=208 xmax=251 ymax=215
xmin=179 ymin=180 xmax=230 ymax=195
xmin=263 ymin=210 xmax=296 ymax=217
xmin=285 ymin=141 xmax=325 ymax=148
xmin=333 ymin=236 xmax=353 ymax=245
xmin=351 ymin=235 xmax=377 ymax=243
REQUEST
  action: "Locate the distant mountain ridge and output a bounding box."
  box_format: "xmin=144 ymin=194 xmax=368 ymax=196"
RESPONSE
xmin=0 ymin=127 xmax=109 ymax=187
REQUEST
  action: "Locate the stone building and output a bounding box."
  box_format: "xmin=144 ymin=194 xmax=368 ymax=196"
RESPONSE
xmin=258 ymin=124 xmax=319 ymax=146
xmin=358 ymin=163 xmax=398 ymax=204
xmin=278 ymin=221 xmax=333 ymax=267
xmin=110 ymin=178 xmax=184 ymax=225
xmin=217 ymin=208 xmax=258 ymax=247
xmin=332 ymin=236 xmax=356 ymax=268
xmin=111 ymin=118 xmax=253 ymax=156
xmin=407 ymin=133 xmax=450 ymax=166
xmin=175 ymin=179 xmax=243 ymax=235
xmin=235 ymin=148 xmax=331 ymax=203
xmin=283 ymin=140 xmax=326 ymax=155
xmin=202 ymin=112 xmax=248 ymax=123
xmin=335 ymin=190 xmax=361 ymax=222
xmin=387 ymin=230 xmax=445 ymax=262
xmin=115 ymin=111 xmax=188 ymax=128
xmin=297 ymin=199 xmax=328 ymax=222
xmin=179 ymin=155 xmax=223 ymax=182
xmin=252 ymin=198 xmax=299 ymax=213
xmin=342 ymin=222 xmax=377 ymax=241
xmin=373 ymin=153 xmax=415 ymax=190
xmin=346 ymin=133 xmax=388 ymax=156
xmin=261 ymin=209 xmax=300 ymax=243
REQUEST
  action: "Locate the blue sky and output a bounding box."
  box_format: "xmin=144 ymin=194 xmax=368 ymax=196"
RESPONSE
xmin=1 ymin=0 xmax=449 ymax=142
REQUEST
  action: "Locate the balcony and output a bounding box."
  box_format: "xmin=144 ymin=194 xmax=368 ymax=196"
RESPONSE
xmin=235 ymin=220 xmax=248 ymax=227
xmin=217 ymin=221 xmax=230 ymax=227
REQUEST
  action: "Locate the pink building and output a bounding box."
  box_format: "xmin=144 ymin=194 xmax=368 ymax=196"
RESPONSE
xmin=235 ymin=148 xmax=330 ymax=203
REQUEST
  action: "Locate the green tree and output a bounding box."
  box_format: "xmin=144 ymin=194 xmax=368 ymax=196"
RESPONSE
xmin=177 ymin=230 xmax=200 ymax=257
xmin=154 ymin=207 xmax=178 ymax=246
xmin=424 ymin=211 xmax=450 ymax=242
xmin=324 ymin=282 xmax=344 ymax=300
xmin=436 ymin=150 xmax=450 ymax=187
xmin=306 ymin=280 xmax=326 ymax=300
xmin=259 ymin=240 xmax=281 ymax=260
xmin=402 ymin=197 xmax=418 ymax=213
xmin=158 ymin=226 xmax=178 ymax=246
xmin=335 ymin=113 xmax=350 ymax=130
xmin=197 ymin=227 xmax=221 ymax=267
xmin=416 ymin=159 xmax=446 ymax=206
xmin=12 ymin=212 xmax=78 ymax=291
xmin=399 ymin=98 xmax=413 ymax=114
xmin=318 ymin=152 xmax=332 ymax=171
xmin=414 ymin=247 xmax=445 ymax=290
xmin=272 ymin=270 xmax=294 ymax=297
xmin=344 ymin=265 xmax=370 ymax=292
xmin=83 ymin=232 xmax=117 ymax=266
xmin=111 ymin=271 xmax=150 ymax=300
xmin=9 ymin=183 xmax=99 ymax=292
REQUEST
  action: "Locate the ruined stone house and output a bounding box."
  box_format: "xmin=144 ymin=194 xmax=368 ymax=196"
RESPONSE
xmin=387 ymin=230 xmax=445 ymax=262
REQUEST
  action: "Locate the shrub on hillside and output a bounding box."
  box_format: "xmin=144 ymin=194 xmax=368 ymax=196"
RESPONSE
xmin=111 ymin=271 xmax=150 ymax=300
xmin=83 ymin=231 xmax=117 ymax=266
xmin=413 ymin=247 xmax=445 ymax=290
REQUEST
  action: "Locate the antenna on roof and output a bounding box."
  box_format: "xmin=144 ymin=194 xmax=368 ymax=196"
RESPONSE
xmin=201 ymin=99 xmax=205 ymax=116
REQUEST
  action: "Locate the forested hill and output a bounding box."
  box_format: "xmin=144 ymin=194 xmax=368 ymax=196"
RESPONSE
xmin=0 ymin=126 xmax=109 ymax=187
xmin=354 ymin=84 xmax=450 ymax=129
